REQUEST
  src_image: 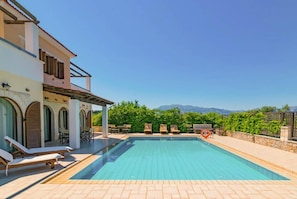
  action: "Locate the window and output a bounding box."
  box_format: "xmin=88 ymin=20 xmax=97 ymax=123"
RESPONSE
xmin=57 ymin=62 xmax=64 ymax=79
xmin=45 ymin=55 xmax=52 ymax=74
xmin=39 ymin=49 xmax=46 ymax=72
xmin=39 ymin=49 xmax=65 ymax=79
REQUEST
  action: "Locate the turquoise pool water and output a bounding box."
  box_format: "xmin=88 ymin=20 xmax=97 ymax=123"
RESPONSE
xmin=71 ymin=137 xmax=288 ymax=180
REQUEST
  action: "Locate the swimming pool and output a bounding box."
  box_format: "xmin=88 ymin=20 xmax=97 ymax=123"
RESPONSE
xmin=71 ymin=137 xmax=288 ymax=180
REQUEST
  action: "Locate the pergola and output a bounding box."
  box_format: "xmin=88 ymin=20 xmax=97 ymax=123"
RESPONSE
xmin=43 ymin=84 xmax=113 ymax=149
xmin=43 ymin=84 xmax=113 ymax=106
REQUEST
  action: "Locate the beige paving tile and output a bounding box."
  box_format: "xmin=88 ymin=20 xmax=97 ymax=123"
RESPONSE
xmin=2 ymin=134 xmax=297 ymax=198
xmin=147 ymin=190 xmax=163 ymax=198
xmin=128 ymin=193 xmax=147 ymax=199
xmin=188 ymin=194 xmax=208 ymax=199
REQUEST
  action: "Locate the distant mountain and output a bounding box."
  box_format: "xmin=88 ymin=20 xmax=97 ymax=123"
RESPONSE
xmin=157 ymin=104 xmax=297 ymax=114
xmin=157 ymin=104 xmax=236 ymax=114
xmin=290 ymin=106 xmax=297 ymax=112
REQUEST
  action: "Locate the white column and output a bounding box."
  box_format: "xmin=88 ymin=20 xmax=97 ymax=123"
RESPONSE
xmin=280 ymin=126 xmax=291 ymax=142
xmin=102 ymin=105 xmax=108 ymax=138
xmin=86 ymin=76 xmax=91 ymax=91
xmin=69 ymin=99 xmax=80 ymax=149
xmin=25 ymin=22 xmax=39 ymax=57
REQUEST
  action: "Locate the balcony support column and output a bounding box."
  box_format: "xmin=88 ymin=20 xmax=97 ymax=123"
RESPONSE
xmin=102 ymin=105 xmax=108 ymax=138
xmin=86 ymin=76 xmax=91 ymax=91
xmin=69 ymin=99 xmax=80 ymax=149
xmin=25 ymin=22 xmax=39 ymax=57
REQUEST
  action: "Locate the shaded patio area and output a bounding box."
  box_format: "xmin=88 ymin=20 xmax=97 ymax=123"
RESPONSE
xmin=0 ymin=133 xmax=126 ymax=198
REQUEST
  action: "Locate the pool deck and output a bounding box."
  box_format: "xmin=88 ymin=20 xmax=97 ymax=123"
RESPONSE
xmin=1 ymin=133 xmax=297 ymax=199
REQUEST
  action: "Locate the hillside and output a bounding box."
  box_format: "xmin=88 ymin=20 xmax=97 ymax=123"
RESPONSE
xmin=157 ymin=104 xmax=297 ymax=114
xmin=290 ymin=106 xmax=297 ymax=112
xmin=157 ymin=104 xmax=235 ymax=114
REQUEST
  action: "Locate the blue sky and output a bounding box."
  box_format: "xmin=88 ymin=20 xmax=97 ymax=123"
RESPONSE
xmin=18 ymin=0 xmax=297 ymax=110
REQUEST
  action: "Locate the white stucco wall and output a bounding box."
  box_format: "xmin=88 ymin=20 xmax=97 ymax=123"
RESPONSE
xmin=0 ymin=38 xmax=43 ymax=82
xmin=0 ymin=38 xmax=45 ymax=145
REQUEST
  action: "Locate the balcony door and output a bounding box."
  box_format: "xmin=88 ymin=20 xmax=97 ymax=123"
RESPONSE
xmin=0 ymin=98 xmax=17 ymax=151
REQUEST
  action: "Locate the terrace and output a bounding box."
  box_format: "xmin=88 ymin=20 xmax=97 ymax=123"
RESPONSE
xmin=1 ymin=132 xmax=297 ymax=198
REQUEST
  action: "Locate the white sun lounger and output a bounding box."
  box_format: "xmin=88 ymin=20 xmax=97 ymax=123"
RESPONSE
xmin=4 ymin=136 xmax=73 ymax=157
xmin=0 ymin=148 xmax=63 ymax=176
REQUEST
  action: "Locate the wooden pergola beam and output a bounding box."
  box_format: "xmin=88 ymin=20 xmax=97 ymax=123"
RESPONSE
xmin=43 ymin=84 xmax=113 ymax=106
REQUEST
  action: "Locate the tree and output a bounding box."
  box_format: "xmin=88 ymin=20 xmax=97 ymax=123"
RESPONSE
xmin=92 ymin=111 xmax=102 ymax=125
xmin=278 ymin=104 xmax=290 ymax=112
xmin=257 ymin=106 xmax=277 ymax=113
xmin=92 ymin=100 xmax=284 ymax=135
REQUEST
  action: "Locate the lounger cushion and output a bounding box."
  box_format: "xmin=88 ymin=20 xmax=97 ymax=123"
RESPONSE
xmin=4 ymin=136 xmax=73 ymax=155
xmin=8 ymin=153 xmax=63 ymax=166
xmin=29 ymin=146 xmax=73 ymax=153
xmin=4 ymin=136 xmax=30 ymax=154
xmin=0 ymin=149 xmax=13 ymax=162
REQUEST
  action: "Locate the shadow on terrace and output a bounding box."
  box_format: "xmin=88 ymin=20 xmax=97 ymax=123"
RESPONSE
xmin=0 ymin=132 xmax=124 ymax=186
xmin=45 ymin=132 xmax=124 ymax=156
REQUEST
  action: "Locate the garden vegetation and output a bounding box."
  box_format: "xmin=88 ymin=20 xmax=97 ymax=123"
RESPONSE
xmin=92 ymin=101 xmax=290 ymax=135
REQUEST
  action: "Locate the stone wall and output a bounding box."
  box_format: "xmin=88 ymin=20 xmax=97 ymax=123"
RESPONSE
xmin=230 ymin=131 xmax=255 ymax=143
xmin=254 ymin=135 xmax=297 ymax=153
xmin=226 ymin=131 xmax=297 ymax=153
xmin=92 ymin=126 xmax=102 ymax=132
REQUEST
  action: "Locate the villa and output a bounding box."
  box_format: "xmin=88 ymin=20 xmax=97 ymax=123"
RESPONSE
xmin=1 ymin=1 xmax=297 ymax=198
xmin=0 ymin=0 xmax=113 ymax=150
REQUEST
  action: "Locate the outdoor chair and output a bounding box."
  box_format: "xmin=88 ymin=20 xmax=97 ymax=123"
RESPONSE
xmin=0 ymin=148 xmax=63 ymax=176
xmin=81 ymin=127 xmax=94 ymax=141
xmin=59 ymin=127 xmax=69 ymax=144
xmin=88 ymin=128 xmax=94 ymax=140
xmin=122 ymin=124 xmax=131 ymax=134
xmin=170 ymin=125 xmax=180 ymax=134
xmin=193 ymin=124 xmax=213 ymax=134
xmin=108 ymin=124 xmax=119 ymax=134
xmin=186 ymin=124 xmax=193 ymax=133
xmin=144 ymin=123 xmax=152 ymax=134
xmin=160 ymin=124 xmax=168 ymax=134
xmin=4 ymin=136 xmax=73 ymax=157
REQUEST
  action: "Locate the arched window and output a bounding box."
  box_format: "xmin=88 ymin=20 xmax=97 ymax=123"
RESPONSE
xmin=80 ymin=110 xmax=86 ymax=129
xmin=44 ymin=105 xmax=53 ymax=142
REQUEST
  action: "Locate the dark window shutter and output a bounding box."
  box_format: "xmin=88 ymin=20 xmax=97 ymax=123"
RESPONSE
xmin=25 ymin=102 xmax=41 ymax=148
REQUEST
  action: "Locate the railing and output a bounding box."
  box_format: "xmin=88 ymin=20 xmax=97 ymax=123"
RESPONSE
xmin=0 ymin=37 xmax=36 ymax=58
xmin=261 ymin=112 xmax=295 ymax=139
xmin=70 ymin=62 xmax=91 ymax=91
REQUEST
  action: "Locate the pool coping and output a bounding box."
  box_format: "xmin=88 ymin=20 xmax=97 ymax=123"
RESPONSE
xmin=42 ymin=134 xmax=297 ymax=185
xmin=207 ymin=138 xmax=297 ymax=181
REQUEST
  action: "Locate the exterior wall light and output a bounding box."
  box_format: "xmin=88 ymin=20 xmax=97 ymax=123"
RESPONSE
xmin=2 ymin=83 xmax=11 ymax=90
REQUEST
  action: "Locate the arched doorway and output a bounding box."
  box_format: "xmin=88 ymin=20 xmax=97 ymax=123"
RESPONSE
xmin=44 ymin=105 xmax=53 ymax=142
xmin=59 ymin=107 xmax=68 ymax=130
xmin=0 ymin=98 xmax=17 ymax=151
